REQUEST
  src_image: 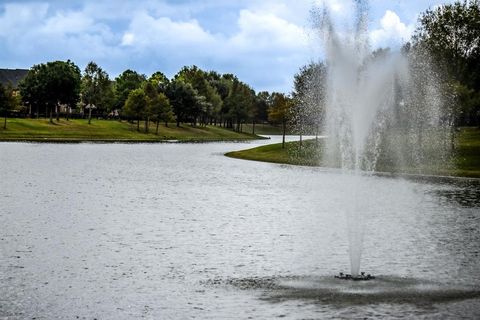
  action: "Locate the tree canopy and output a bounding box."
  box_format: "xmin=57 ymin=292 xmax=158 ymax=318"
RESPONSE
xmin=413 ymin=0 xmax=480 ymax=125
xmin=19 ymin=60 xmax=81 ymax=122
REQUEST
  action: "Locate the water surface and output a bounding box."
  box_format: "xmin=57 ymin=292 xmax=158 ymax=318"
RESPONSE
xmin=1 ymin=137 xmax=479 ymax=319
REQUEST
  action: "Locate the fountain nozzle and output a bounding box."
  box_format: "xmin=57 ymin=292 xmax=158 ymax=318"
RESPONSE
xmin=334 ymin=272 xmax=375 ymax=281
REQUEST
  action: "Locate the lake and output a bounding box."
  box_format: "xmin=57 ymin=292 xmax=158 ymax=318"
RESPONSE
xmin=1 ymin=137 xmax=479 ymax=319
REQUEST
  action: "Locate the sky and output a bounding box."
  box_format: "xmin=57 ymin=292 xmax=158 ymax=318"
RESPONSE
xmin=0 ymin=0 xmax=456 ymax=93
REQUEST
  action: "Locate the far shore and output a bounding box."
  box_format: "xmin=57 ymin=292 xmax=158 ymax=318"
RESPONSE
xmin=226 ymin=127 xmax=480 ymax=179
xmin=0 ymin=118 xmax=274 ymax=143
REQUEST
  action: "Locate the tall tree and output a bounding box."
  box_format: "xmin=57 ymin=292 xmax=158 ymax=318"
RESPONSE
xmin=149 ymin=71 xmax=170 ymax=94
xmin=166 ymin=79 xmax=201 ymax=127
xmin=19 ymin=60 xmax=81 ymax=123
xmin=114 ymin=70 xmax=146 ymax=112
xmin=0 ymin=83 xmax=13 ymax=129
xmin=292 ymin=62 xmax=327 ymax=143
xmin=175 ymin=66 xmax=223 ymax=125
xmin=81 ymin=61 xmax=112 ymax=124
xmin=413 ymin=0 xmax=480 ymax=126
xmin=268 ymin=93 xmax=293 ymax=148
xmin=124 ymin=88 xmax=147 ymax=131
xmin=151 ymin=92 xmax=175 ymax=133
xmin=223 ymin=79 xmax=255 ymax=132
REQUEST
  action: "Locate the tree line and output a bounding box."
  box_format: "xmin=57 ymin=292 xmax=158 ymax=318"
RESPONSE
xmin=2 ymin=1 xmax=477 ymax=138
xmin=291 ymin=0 xmax=480 ymax=138
xmin=1 ymin=62 xmax=291 ymax=134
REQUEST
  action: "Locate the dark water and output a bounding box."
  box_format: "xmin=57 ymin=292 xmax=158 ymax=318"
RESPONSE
xmin=1 ymin=138 xmax=479 ymax=319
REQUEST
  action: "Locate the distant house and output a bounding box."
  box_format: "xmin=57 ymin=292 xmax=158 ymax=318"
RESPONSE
xmin=0 ymin=68 xmax=29 ymax=93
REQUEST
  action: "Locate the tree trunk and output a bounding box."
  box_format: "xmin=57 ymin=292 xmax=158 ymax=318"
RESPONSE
xmin=137 ymin=119 xmax=140 ymax=131
xmin=156 ymin=120 xmax=160 ymax=135
xmin=252 ymin=120 xmax=255 ymax=135
xmin=3 ymin=111 xmax=7 ymax=129
xmin=177 ymin=120 xmax=180 ymax=127
xmin=49 ymin=107 xmax=53 ymax=124
xmin=56 ymin=105 xmax=60 ymax=122
xmin=88 ymin=108 xmax=92 ymax=124
xmin=145 ymin=117 xmax=149 ymax=133
xmin=282 ymin=119 xmax=286 ymax=149
xmin=165 ymin=120 xmax=168 ymax=127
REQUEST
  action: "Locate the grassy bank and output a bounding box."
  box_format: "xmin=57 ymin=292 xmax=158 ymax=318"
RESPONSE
xmin=226 ymin=128 xmax=480 ymax=178
xmin=0 ymin=118 xmax=264 ymax=142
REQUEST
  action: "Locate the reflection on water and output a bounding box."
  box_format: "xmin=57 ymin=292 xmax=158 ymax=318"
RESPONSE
xmin=0 ymin=138 xmax=479 ymax=319
xmin=428 ymin=180 xmax=480 ymax=208
xmin=220 ymin=275 xmax=480 ymax=305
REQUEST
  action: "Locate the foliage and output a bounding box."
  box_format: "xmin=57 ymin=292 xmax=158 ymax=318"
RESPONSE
xmin=0 ymin=83 xmax=14 ymax=128
xmin=114 ymin=69 xmax=146 ymax=110
xmin=124 ymin=88 xmax=147 ymax=130
xmin=166 ymin=79 xmax=202 ymax=126
xmin=19 ymin=60 xmax=81 ymax=121
xmin=81 ymin=61 xmax=114 ymax=116
xmin=268 ymin=92 xmax=293 ymax=124
xmin=291 ymin=62 xmax=327 ymax=135
xmin=223 ymin=78 xmax=255 ymax=131
xmin=413 ymin=0 xmax=480 ymax=126
xmin=268 ymin=92 xmax=293 ymax=148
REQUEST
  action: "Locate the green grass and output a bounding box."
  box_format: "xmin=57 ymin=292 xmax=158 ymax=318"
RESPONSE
xmin=0 ymin=118 xmax=263 ymax=142
xmin=226 ymin=139 xmax=323 ymax=166
xmin=226 ymin=128 xmax=480 ymax=178
xmin=453 ymin=127 xmax=480 ymax=177
xmin=241 ymin=123 xmax=284 ymax=135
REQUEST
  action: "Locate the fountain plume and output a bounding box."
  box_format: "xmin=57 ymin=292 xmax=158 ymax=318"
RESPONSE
xmin=303 ymin=0 xmax=454 ymax=276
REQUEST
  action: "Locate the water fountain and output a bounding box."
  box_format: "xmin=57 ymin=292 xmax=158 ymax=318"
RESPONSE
xmin=307 ymin=0 xmax=454 ymax=279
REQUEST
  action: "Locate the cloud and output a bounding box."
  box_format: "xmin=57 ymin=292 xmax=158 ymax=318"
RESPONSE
xmin=370 ymin=10 xmax=414 ymax=48
xmin=0 ymin=0 xmax=353 ymax=92
xmin=229 ymin=9 xmax=308 ymax=53
xmin=116 ymin=7 xmax=310 ymax=91
xmin=123 ymin=12 xmax=217 ymax=49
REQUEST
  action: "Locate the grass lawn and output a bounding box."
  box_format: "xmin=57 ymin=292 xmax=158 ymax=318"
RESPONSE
xmin=241 ymin=123 xmax=283 ymax=135
xmin=226 ymin=128 xmax=480 ymax=178
xmin=453 ymin=127 xmax=480 ymax=177
xmin=0 ymin=118 xmax=263 ymax=142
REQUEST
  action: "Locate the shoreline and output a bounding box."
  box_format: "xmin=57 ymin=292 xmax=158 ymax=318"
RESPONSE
xmin=0 ymin=136 xmax=269 ymax=144
xmin=225 ymin=137 xmax=480 ymax=180
xmin=227 ymin=151 xmax=480 ymax=181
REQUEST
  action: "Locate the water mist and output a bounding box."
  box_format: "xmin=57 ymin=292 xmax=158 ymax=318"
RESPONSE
xmin=303 ymin=1 xmax=454 ymax=277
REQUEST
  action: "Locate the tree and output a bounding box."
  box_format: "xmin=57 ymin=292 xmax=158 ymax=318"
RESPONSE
xmin=124 ymin=88 xmax=147 ymax=131
xmin=152 ymin=93 xmax=175 ymax=133
xmin=166 ymin=79 xmax=202 ymax=127
xmin=268 ymin=93 xmax=293 ymax=148
xmin=292 ymin=62 xmax=327 ymax=143
xmin=413 ymin=0 xmax=480 ymax=126
xmin=19 ymin=60 xmax=81 ymax=123
xmin=81 ymin=62 xmax=112 ymax=124
xmin=175 ymin=66 xmax=223 ymax=126
xmin=149 ymin=71 xmax=170 ymax=94
xmin=19 ymin=64 xmax=45 ymax=118
xmin=0 ymin=83 xmax=14 ymax=129
xmin=114 ymin=70 xmax=146 ymax=112
xmin=223 ymin=78 xmax=255 ymax=132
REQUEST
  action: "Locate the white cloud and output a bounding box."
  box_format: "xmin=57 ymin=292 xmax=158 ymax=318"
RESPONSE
xmin=229 ymin=9 xmax=308 ymax=52
xmin=370 ymin=10 xmax=414 ymax=48
xmin=0 ymin=1 xmax=313 ymax=92
xmin=124 ymin=11 xmax=217 ymax=48
xmin=121 ymin=32 xmax=135 ymax=46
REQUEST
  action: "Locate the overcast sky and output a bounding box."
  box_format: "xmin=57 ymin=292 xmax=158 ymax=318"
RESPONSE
xmin=0 ymin=0 xmax=455 ymax=93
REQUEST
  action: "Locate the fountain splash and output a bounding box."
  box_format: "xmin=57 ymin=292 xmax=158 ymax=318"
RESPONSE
xmin=306 ymin=0 xmax=454 ymax=277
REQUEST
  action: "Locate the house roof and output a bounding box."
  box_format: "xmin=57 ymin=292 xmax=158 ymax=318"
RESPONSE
xmin=0 ymin=68 xmax=29 ymax=89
